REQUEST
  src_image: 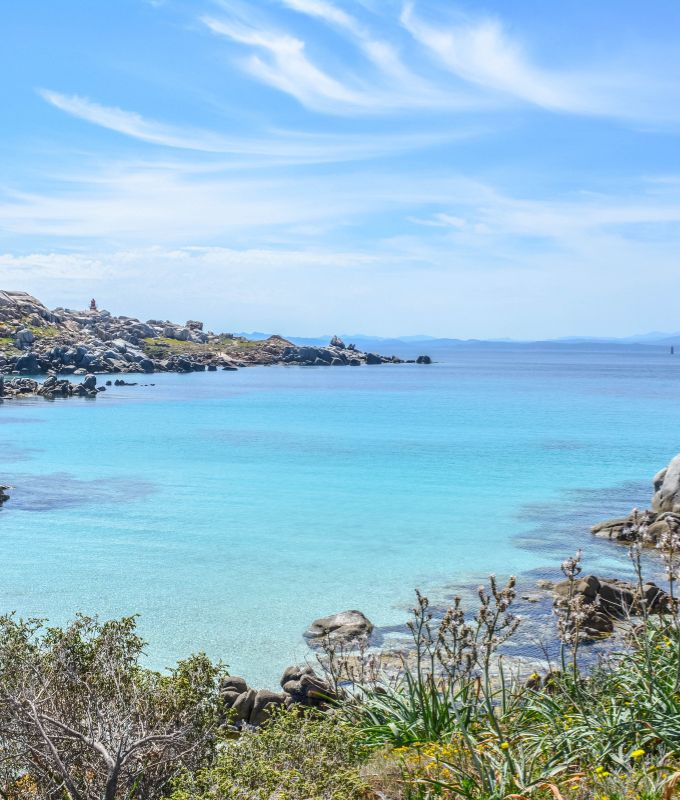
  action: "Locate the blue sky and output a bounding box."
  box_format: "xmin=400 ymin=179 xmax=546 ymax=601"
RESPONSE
xmin=1 ymin=0 xmax=680 ymax=337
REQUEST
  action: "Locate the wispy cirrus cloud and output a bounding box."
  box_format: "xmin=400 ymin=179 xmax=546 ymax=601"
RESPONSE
xmin=201 ymin=6 xmax=481 ymax=113
xmin=400 ymin=2 xmax=584 ymax=112
xmin=200 ymin=0 xmax=680 ymax=124
xmin=38 ymin=89 xmax=455 ymax=163
xmin=202 ymin=15 xmax=370 ymax=109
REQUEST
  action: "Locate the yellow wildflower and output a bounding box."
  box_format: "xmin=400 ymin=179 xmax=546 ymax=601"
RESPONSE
xmin=631 ymin=748 xmax=645 ymax=759
xmin=500 ymin=742 xmax=510 ymax=750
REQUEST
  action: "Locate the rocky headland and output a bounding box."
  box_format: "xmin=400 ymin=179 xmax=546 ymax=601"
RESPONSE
xmin=0 ymin=290 xmax=415 ymax=378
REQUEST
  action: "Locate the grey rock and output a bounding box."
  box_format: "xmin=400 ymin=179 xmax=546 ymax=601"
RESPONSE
xmin=15 ymin=353 xmax=40 ymax=374
xmin=15 ymin=329 xmax=35 ymax=348
xmin=221 ymin=690 xmax=242 ymax=708
xmin=304 ymin=609 xmax=373 ymax=644
xmin=280 ymin=664 xmax=314 ymax=688
xmin=652 ymin=454 xmax=680 ymax=513
xmin=591 ymin=517 xmax=630 ymax=539
xmin=249 ymin=690 xmax=286 ymax=726
xmin=231 ymin=688 xmax=257 ymax=723
xmin=221 ymin=675 xmax=249 ymax=695
xmin=279 ymin=665 xmax=336 ymax=707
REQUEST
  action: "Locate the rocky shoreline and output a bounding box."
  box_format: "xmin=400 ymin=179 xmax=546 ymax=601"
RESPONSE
xmin=0 ymin=290 xmax=429 ymax=378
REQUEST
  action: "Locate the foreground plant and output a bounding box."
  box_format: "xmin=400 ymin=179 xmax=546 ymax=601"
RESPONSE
xmin=0 ymin=614 xmax=226 ymax=800
xmin=332 ymin=554 xmax=680 ymax=800
xmin=169 ymin=707 xmax=370 ymax=800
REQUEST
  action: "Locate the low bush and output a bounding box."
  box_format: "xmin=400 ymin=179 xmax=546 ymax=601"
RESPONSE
xmin=169 ymin=707 xmax=370 ymax=800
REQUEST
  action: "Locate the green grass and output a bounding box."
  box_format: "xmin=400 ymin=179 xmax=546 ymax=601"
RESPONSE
xmin=28 ymin=324 xmax=60 ymax=337
xmin=141 ymin=334 xmax=290 ymax=361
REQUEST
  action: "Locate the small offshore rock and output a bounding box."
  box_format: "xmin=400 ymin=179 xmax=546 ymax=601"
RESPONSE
xmin=304 ymin=609 xmax=373 ymax=644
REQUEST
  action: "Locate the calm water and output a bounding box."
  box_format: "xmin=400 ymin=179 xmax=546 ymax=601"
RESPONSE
xmin=1 ymin=344 xmax=679 ymax=686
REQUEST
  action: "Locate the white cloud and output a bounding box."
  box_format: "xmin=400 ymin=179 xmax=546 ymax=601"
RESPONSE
xmin=280 ymin=0 xmax=361 ymax=35
xmin=400 ymin=3 xmax=585 ymax=112
xmin=38 ymin=89 xmax=449 ymax=163
xmin=199 ymin=1 xmax=680 ymax=124
xmin=400 ymin=3 xmax=680 ymax=124
xmin=202 ymin=10 xmax=480 ymax=113
xmin=203 ymin=16 xmax=370 ymax=109
xmin=39 ymin=89 xmax=234 ymax=152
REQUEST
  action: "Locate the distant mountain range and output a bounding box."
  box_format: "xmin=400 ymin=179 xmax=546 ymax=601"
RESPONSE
xmin=235 ymin=331 xmax=680 ymax=353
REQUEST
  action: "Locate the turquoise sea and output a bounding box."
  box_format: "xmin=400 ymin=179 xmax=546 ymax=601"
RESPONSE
xmin=1 ymin=344 xmax=679 ymax=687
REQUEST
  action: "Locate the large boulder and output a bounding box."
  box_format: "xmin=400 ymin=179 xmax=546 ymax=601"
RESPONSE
xmin=652 ymin=454 xmax=680 ymax=513
xmin=279 ymin=665 xmax=337 ymax=707
xmin=230 ymin=688 xmax=257 ymax=724
xmin=591 ymin=517 xmax=632 ymax=540
xmin=14 ymin=352 xmax=40 ymax=374
xmin=249 ymin=689 xmax=286 ymax=726
xmin=15 ymin=329 xmax=35 ymax=349
xmin=304 ymin=610 xmax=373 ymax=645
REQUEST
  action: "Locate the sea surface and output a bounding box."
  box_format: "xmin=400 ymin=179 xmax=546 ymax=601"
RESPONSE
xmin=1 ymin=344 xmax=679 ymax=687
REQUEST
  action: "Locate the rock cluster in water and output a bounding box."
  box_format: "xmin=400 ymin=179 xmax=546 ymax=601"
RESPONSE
xmin=591 ymin=453 xmax=680 ymax=549
xmin=0 ymin=290 xmax=417 ymax=376
xmin=0 ymin=373 xmax=102 ymax=400
xmin=553 ymin=574 xmax=671 ymax=638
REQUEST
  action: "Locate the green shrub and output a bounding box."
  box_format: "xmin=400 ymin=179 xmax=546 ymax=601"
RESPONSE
xmin=170 ymin=708 xmax=370 ymax=800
